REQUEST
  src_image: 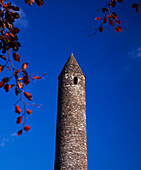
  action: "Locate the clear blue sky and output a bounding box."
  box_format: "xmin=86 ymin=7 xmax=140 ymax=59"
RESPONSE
xmin=0 ymin=0 xmax=141 ymax=169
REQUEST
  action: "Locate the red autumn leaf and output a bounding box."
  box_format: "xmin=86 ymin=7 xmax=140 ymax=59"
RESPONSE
xmin=17 ymin=81 xmax=23 ymax=89
xmin=18 ymin=77 xmax=23 ymax=81
xmin=107 ymin=15 xmax=112 ymax=18
xmin=115 ymin=27 xmax=119 ymax=33
xmin=131 ymin=3 xmax=139 ymax=13
xmin=3 ymin=84 xmax=10 ymax=92
xmin=9 ymin=33 xmax=17 ymax=39
xmin=95 ymin=17 xmax=102 ymax=20
xmin=24 ymin=125 xmax=31 ymax=131
xmin=102 ymin=8 xmax=108 ymax=13
xmin=9 ymin=84 xmax=14 ymax=89
xmin=12 ymin=12 xmax=20 ymax=19
xmin=0 ymin=55 xmax=6 ymax=61
xmin=11 ymin=6 xmax=20 ymax=11
xmin=15 ymin=105 xmax=21 ymax=114
xmin=109 ymin=19 xmax=114 ymax=26
xmin=99 ymin=26 xmax=103 ymax=33
xmin=110 ymin=0 xmax=116 ymax=7
xmin=15 ymin=87 xmax=19 ymax=96
xmin=112 ymin=12 xmax=117 ymax=20
xmin=103 ymin=17 xmax=107 ymax=23
xmin=23 ymin=76 xmax=30 ymax=85
xmin=0 ymin=81 xmax=4 ymax=88
xmin=35 ymin=0 xmax=43 ymax=7
xmin=9 ymin=27 xmax=20 ymax=34
xmin=0 ymin=65 xmax=4 ymax=73
xmin=16 ymin=116 xmax=22 ymax=124
xmin=3 ymin=84 xmax=14 ymax=92
xmin=25 ymin=0 xmax=35 ymax=6
xmin=2 ymin=77 xmax=9 ymax=83
xmin=6 ymin=32 xmax=9 ymax=37
xmin=27 ymin=109 xmax=32 ymax=115
xmin=17 ymin=129 xmax=23 ymax=136
xmin=14 ymin=70 xmax=20 ymax=79
xmin=13 ymin=52 xmax=21 ymax=62
xmin=21 ymin=63 xmax=28 ymax=70
xmin=24 ymin=92 xmax=33 ymax=101
xmin=0 ymin=0 xmax=4 ymax=3
xmin=131 ymin=3 xmax=138 ymax=8
xmin=115 ymin=20 xmax=121 ymax=25
xmin=33 ymin=75 xmax=40 ymax=80
xmin=136 ymin=7 xmax=139 ymax=13
xmin=117 ymin=26 xmax=123 ymax=32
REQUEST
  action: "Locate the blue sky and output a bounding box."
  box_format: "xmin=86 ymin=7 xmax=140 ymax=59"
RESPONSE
xmin=0 ymin=0 xmax=141 ymax=169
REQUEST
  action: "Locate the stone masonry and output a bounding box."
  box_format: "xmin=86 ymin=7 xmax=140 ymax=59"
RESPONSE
xmin=54 ymin=54 xmax=88 ymax=170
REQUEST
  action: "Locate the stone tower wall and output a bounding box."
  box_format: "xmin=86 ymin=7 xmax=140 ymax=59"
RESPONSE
xmin=55 ymin=70 xmax=88 ymax=169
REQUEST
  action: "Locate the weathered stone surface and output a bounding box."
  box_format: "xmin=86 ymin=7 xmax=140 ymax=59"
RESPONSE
xmin=55 ymin=54 xmax=88 ymax=170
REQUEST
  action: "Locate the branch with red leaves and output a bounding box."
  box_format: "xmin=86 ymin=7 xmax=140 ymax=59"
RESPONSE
xmin=25 ymin=0 xmax=43 ymax=7
xmin=0 ymin=0 xmax=45 ymax=136
xmin=89 ymin=0 xmax=141 ymax=36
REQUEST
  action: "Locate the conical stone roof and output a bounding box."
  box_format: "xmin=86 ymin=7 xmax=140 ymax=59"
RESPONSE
xmin=59 ymin=53 xmax=84 ymax=78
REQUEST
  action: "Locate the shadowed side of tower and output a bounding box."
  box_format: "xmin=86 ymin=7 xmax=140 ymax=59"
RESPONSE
xmin=54 ymin=54 xmax=88 ymax=169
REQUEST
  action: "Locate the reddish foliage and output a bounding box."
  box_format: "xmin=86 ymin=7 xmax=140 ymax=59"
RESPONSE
xmin=27 ymin=109 xmax=32 ymax=115
xmin=16 ymin=116 xmax=22 ymax=124
xmin=131 ymin=3 xmax=139 ymax=13
xmin=13 ymin=52 xmax=21 ymax=62
xmin=25 ymin=0 xmax=44 ymax=7
xmin=24 ymin=92 xmax=32 ymax=101
xmin=110 ymin=0 xmax=116 ymax=8
xmin=117 ymin=26 xmax=123 ymax=32
xmin=95 ymin=17 xmax=102 ymax=20
xmin=23 ymin=76 xmax=30 ymax=85
xmin=115 ymin=27 xmax=119 ymax=33
xmin=15 ymin=105 xmax=21 ymax=114
xmin=17 ymin=129 xmax=23 ymax=136
xmin=15 ymin=87 xmax=19 ymax=96
xmin=25 ymin=0 xmax=35 ymax=6
xmin=17 ymin=81 xmax=23 ymax=89
xmin=24 ymin=125 xmax=30 ymax=131
xmin=0 ymin=65 xmax=4 ymax=72
xmin=0 ymin=1 xmax=45 ymax=136
xmin=91 ymin=0 xmax=140 ymax=36
xmin=0 ymin=0 xmax=4 ymax=3
xmin=115 ymin=20 xmax=121 ymax=25
xmin=2 ymin=77 xmax=9 ymax=83
xmin=9 ymin=27 xmax=20 ymax=34
xmin=99 ymin=26 xmax=103 ymax=33
xmin=3 ymin=84 xmax=14 ymax=92
xmin=0 ymin=81 xmax=4 ymax=88
xmin=35 ymin=0 xmax=43 ymax=7
xmin=103 ymin=17 xmax=107 ymax=23
xmin=21 ymin=63 xmax=28 ymax=70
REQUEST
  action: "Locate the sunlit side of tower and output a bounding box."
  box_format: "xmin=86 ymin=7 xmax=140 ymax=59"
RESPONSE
xmin=54 ymin=53 xmax=88 ymax=169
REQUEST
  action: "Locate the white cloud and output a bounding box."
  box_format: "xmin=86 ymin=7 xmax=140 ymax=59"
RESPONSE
xmin=124 ymin=46 xmax=141 ymax=71
xmin=128 ymin=46 xmax=141 ymax=60
xmin=15 ymin=8 xmax=28 ymax=28
xmin=0 ymin=132 xmax=16 ymax=147
xmin=0 ymin=137 xmax=9 ymax=146
xmin=6 ymin=2 xmax=29 ymax=28
xmin=10 ymin=133 xmax=17 ymax=137
xmin=137 ymin=47 xmax=141 ymax=57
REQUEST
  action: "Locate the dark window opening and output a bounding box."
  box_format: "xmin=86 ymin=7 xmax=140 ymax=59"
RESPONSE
xmin=74 ymin=77 xmax=78 ymax=84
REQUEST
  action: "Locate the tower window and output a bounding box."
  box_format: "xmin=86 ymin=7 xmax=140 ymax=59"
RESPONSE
xmin=74 ymin=77 xmax=78 ymax=84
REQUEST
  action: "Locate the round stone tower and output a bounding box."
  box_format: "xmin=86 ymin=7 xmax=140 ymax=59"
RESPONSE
xmin=54 ymin=53 xmax=88 ymax=169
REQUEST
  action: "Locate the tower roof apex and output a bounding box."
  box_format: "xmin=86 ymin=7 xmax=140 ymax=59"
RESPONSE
xmin=59 ymin=53 xmax=84 ymax=77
